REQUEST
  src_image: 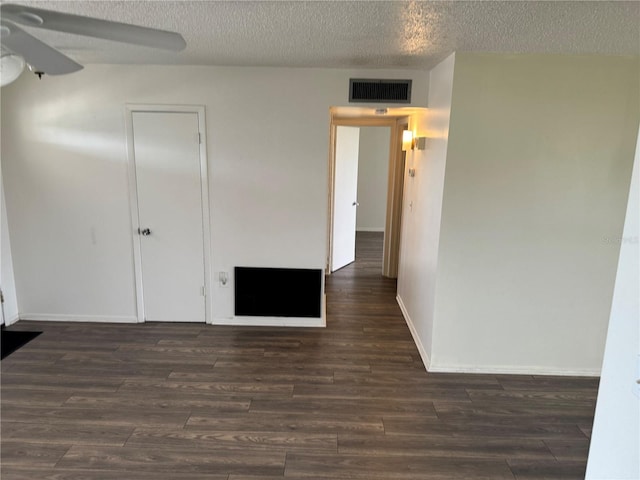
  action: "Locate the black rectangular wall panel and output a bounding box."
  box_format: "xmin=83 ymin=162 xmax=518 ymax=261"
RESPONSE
xmin=235 ymin=267 xmax=322 ymax=318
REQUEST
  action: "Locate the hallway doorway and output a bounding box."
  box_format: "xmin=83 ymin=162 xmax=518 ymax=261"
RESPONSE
xmin=327 ymin=109 xmax=409 ymax=278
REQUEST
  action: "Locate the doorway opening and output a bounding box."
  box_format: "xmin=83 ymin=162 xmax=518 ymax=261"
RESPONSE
xmin=327 ymin=107 xmax=413 ymax=278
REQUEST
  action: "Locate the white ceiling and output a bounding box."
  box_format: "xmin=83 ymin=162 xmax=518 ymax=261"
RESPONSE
xmin=4 ymin=1 xmax=640 ymax=70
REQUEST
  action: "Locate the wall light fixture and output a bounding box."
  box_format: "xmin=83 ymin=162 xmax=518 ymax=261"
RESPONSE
xmin=402 ymin=130 xmax=414 ymax=151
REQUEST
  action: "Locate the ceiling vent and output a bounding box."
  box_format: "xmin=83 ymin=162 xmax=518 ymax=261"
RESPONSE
xmin=349 ymin=79 xmax=412 ymax=104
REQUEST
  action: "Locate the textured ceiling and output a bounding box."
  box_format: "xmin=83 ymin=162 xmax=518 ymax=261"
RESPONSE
xmin=3 ymin=1 xmax=639 ymax=70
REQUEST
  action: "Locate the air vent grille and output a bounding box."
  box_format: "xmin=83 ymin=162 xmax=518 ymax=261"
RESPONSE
xmin=349 ymin=79 xmax=412 ymax=103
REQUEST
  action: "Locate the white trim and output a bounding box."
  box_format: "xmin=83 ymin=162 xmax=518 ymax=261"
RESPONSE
xmin=214 ymin=316 xmax=325 ymax=328
xmin=124 ymin=104 xmax=212 ymax=325
xmin=18 ymin=314 xmax=138 ymax=323
xmin=197 ymin=110 xmax=213 ymax=326
xmin=144 ymin=318 xmax=205 ymax=323
xmin=427 ymin=364 xmax=601 ymax=377
xmin=124 ymin=107 xmax=144 ymax=323
xmin=396 ymin=295 xmax=600 ymax=377
xmin=356 ymin=227 xmax=385 ymax=232
xmin=396 ymin=294 xmax=431 ymax=370
xmin=214 ymin=294 xmax=327 ymax=328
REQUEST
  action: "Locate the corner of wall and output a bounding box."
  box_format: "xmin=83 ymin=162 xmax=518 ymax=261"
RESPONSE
xmin=431 ymin=53 xmax=639 ymax=374
xmin=586 ymin=124 xmax=640 ymax=479
xmin=395 ymin=54 xmax=456 ymax=373
xmin=1 ymin=171 xmax=20 ymax=325
xmin=396 ymin=294 xmax=431 ymax=370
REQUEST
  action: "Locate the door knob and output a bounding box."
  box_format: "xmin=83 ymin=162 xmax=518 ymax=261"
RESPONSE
xmin=140 ymin=228 xmax=151 ymax=236
xmin=352 ymin=201 xmax=359 ymax=206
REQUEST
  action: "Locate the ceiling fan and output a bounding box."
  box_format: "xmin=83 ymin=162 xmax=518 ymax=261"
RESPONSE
xmin=0 ymin=3 xmax=186 ymax=86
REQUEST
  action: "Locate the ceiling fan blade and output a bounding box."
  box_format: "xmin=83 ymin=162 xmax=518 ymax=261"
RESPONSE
xmin=1 ymin=4 xmax=186 ymax=52
xmin=0 ymin=20 xmax=83 ymax=75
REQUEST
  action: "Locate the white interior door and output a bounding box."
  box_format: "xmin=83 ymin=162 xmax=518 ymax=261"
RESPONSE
xmin=132 ymin=111 xmax=206 ymax=322
xmin=331 ymin=126 xmax=360 ymax=272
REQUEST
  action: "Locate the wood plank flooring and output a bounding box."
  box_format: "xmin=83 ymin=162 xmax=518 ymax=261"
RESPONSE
xmin=1 ymin=232 xmax=598 ymax=479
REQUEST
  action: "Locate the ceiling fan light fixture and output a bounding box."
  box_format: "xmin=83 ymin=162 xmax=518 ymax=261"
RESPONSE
xmin=0 ymin=53 xmax=26 ymax=86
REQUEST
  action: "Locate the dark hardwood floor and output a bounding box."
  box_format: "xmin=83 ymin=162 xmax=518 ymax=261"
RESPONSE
xmin=1 ymin=231 xmax=598 ymax=479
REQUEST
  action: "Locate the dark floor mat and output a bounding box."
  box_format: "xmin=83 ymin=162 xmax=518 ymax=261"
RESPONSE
xmin=1 ymin=330 xmax=42 ymax=360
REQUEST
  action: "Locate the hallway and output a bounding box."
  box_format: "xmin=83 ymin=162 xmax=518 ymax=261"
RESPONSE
xmin=0 ymin=232 xmax=597 ymax=479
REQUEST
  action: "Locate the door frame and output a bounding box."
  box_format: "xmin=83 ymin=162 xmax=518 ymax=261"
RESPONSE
xmin=327 ymin=113 xmax=408 ymax=277
xmin=124 ymin=104 xmax=212 ymax=324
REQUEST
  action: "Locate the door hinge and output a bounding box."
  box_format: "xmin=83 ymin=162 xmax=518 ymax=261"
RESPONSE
xmin=0 ymin=289 xmax=4 ymax=304
xmin=197 ymin=132 xmax=202 ymax=144
xmin=201 ymin=286 xmax=206 ymax=297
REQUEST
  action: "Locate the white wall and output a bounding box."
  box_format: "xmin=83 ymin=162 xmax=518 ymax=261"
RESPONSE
xmin=0 ymin=64 xmax=428 ymax=323
xmin=0 ymin=166 xmax=19 ymax=325
xmin=397 ymin=53 xmax=455 ymax=368
xmin=431 ymin=54 xmax=639 ymax=374
xmin=586 ymin=126 xmax=639 ymax=479
xmin=356 ymin=127 xmax=390 ymax=232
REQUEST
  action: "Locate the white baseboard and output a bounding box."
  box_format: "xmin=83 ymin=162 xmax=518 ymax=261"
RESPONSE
xmin=395 ymin=295 xmax=599 ymax=377
xmin=213 ymin=316 xmax=325 ymax=328
xmin=396 ymin=294 xmax=431 ymax=370
xmin=18 ymin=313 xmax=138 ymax=324
xmin=213 ymin=295 xmax=326 ymax=328
xmin=427 ymin=364 xmax=601 ymax=377
xmin=356 ymin=228 xmax=385 ymax=232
